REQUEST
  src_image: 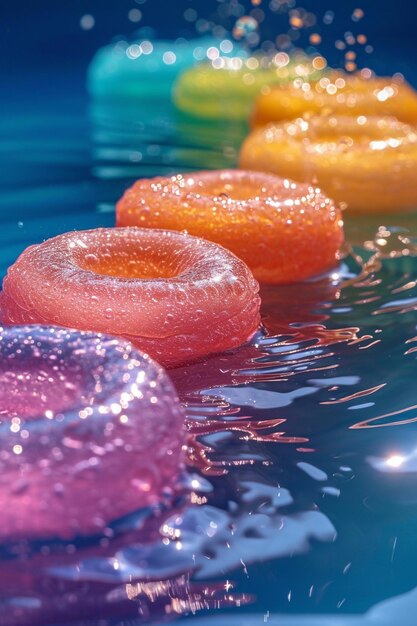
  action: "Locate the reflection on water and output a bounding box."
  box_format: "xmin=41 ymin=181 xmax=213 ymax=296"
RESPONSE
xmin=2 ymin=93 xmax=417 ymax=625
xmin=167 ymin=583 xmax=417 ymax=624
xmin=90 ymin=99 xmax=248 ymax=179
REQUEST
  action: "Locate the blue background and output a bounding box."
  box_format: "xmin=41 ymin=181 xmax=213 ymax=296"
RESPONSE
xmin=1 ymin=0 xmax=416 ymax=108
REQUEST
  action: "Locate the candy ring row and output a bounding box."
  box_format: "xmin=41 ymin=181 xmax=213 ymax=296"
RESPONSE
xmin=2 ymin=35 xmax=417 ymax=541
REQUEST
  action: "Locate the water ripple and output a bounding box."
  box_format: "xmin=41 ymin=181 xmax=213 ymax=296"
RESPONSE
xmin=2 ymin=100 xmax=417 ymax=624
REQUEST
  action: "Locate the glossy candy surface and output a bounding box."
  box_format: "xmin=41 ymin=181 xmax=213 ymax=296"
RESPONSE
xmin=173 ymin=53 xmax=325 ymax=121
xmin=0 ymin=228 xmax=261 ymax=367
xmin=117 ymin=170 xmax=344 ymax=283
xmin=240 ymin=116 xmax=417 ymax=213
xmin=251 ymin=74 xmax=417 ymax=127
xmin=0 ymin=325 xmax=184 ymax=540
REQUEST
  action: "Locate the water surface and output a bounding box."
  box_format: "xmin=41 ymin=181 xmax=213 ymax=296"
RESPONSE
xmin=1 ymin=92 xmax=417 ymax=626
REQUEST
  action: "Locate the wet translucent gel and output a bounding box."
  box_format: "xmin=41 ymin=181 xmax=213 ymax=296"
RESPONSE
xmin=240 ymin=115 xmax=417 ymax=212
xmin=0 ymin=228 xmax=261 ymax=367
xmin=251 ymin=73 xmax=417 ymax=127
xmin=173 ymin=52 xmax=325 ymax=121
xmin=87 ymin=36 xmax=240 ymax=100
xmin=117 ymin=169 xmax=344 ymax=283
xmin=0 ymin=326 xmax=184 ymax=540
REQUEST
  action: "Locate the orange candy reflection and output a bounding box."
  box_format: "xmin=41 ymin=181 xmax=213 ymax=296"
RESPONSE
xmin=116 ymin=170 xmax=344 ymax=284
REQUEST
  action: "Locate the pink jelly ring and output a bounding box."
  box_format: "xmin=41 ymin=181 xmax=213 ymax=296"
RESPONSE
xmin=0 ymin=228 xmax=261 ymax=367
xmin=0 ymin=325 xmax=185 ymax=541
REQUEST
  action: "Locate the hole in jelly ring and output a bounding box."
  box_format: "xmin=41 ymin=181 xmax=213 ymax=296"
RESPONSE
xmin=0 ymin=325 xmax=185 ymax=541
xmin=116 ymin=170 xmax=344 ymax=284
xmin=240 ymin=116 xmax=417 ymax=213
xmin=0 ymin=228 xmax=261 ymax=367
xmin=251 ymin=73 xmax=417 ymax=127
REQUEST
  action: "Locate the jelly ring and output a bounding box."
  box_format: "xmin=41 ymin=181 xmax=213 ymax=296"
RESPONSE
xmin=173 ymin=53 xmax=325 ymax=121
xmin=116 ymin=170 xmax=344 ymax=284
xmin=239 ymin=115 xmax=417 ymax=213
xmin=0 ymin=228 xmax=261 ymax=367
xmin=251 ymin=73 xmax=417 ymax=127
xmin=0 ymin=325 xmax=185 ymax=540
xmin=88 ymin=36 xmax=240 ymax=100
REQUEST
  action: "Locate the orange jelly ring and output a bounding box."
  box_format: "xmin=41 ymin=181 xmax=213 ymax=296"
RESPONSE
xmin=239 ymin=116 xmax=417 ymax=213
xmin=116 ymin=170 xmax=344 ymax=284
xmin=0 ymin=228 xmax=261 ymax=367
xmin=251 ymin=74 xmax=417 ymax=128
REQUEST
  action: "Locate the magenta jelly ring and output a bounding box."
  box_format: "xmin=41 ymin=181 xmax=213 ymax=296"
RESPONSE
xmin=0 ymin=325 xmax=185 ymax=541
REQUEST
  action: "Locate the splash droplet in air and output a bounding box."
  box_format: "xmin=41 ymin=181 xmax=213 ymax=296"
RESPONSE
xmin=80 ymin=14 xmax=95 ymax=30
xmin=352 ymin=8 xmax=365 ymax=22
xmin=233 ymin=16 xmax=258 ymax=40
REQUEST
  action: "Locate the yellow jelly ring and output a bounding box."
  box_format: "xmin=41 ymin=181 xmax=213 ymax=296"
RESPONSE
xmin=251 ymin=74 xmax=417 ymax=127
xmin=239 ymin=115 xmax=417 ymax=213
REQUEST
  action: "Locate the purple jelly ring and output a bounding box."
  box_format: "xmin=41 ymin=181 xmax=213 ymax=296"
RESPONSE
xmin=0 ymin=325 xmax=185 ymax=541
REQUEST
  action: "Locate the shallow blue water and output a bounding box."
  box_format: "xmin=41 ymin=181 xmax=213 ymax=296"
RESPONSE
xmin=2 ymin=86 xmax=417 ymax=626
